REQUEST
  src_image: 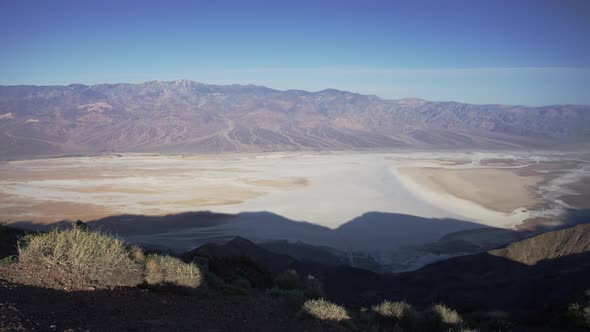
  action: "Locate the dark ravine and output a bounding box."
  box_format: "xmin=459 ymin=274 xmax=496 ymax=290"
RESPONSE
xmin=1 ymin=80 xmax=590 ymax=159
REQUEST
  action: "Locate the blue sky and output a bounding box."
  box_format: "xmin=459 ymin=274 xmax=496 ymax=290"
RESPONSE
xmin=1 ymin=0 xmax=589 ymax=105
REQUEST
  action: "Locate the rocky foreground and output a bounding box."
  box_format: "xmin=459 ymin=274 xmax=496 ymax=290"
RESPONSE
xmin=1 ymin=223 xmax=589 ymax=331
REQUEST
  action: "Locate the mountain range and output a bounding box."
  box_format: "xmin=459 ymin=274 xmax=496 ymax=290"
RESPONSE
xmin=1 ymin=80 xmax=590 ymax=159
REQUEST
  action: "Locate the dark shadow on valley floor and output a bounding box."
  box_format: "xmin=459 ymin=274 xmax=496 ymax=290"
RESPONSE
xmin=8 ymin=210 xmax=512 ymax=253
xmin=9 ymin=208 xmax=589 ymax=263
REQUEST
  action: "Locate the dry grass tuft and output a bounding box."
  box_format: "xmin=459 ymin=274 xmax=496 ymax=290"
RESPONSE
xmin=18 ymin=228 xmax=142 ymax=288
xmin=302 ymin=298 xmax=350 ymax=321
xmin=431 ymin=304 xmax=463 ymax=325
xmin=130 ymin=245 xmax=145 ymax=263
xmin=145 ymin=255 xmax=202 ymax=288
xmin=372 ymin=300 xmax=415 ymax=321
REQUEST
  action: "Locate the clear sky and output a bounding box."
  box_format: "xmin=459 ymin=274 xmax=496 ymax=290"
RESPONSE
xmin=1 ymin=0 xmax=589 ymax=105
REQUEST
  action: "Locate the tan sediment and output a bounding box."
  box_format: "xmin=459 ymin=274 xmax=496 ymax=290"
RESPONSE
xmin=479 ymin=159 xmax=531 ymax=167
xmin=0 ymin=156 xmax=303 ymax=224
xmin=0 ymin=184 xmax=263 ymax=223
xmin=56 ymin=186 xmax=160 ymax=194
xmin=141 ymin=185 xmax=264 ymax=206
xmin=0 ymin=167 xmax=251 ymax=182
xmin=397 ymin=167 xmax=544 ymax=213
xmin=239 ymin=177 xmax=309 ymax=188
xmin=0 ymin=194 xmax=112 ymax=223
xmin=516 ymin=217 xmax=561 ymax=231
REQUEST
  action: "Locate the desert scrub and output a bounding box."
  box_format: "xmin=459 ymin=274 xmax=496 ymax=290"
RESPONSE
xmin=303 ymin=275 xmax=325 ymax=299
xmin=302 ymin=299 xmax=350 ymax=321
xmin=268 ymin=287 xmax=306 ymax=307
xmin=372 ymin=300 xmax=415 ymax=321
xmin=145 ymin=254 xmax=202 ymax=288
xmin=431 ymin=304 xmax=463 ymax=325
xmin=18 ymin=228 xmax=143 ymax=287
xmin=567 ymin=302 xmax=590 ymax=328
xmin=0 ymin=255 xmax=17 ymax=266
xmin=129 ymin=245 xmax=146 ymax=263
xmin=274 ymin=269 xmax=301 ymax=290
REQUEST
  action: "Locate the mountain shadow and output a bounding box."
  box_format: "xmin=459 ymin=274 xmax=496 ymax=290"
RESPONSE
xmin=321 ymin=223 xmax=590 ymax=318
xmin=1 ymin=222 xmax=589 ymax=331
xmin=11 ymin=209 xmax=589 ymax=273
xmin=10 ymin=210 xmax=490 ymax=254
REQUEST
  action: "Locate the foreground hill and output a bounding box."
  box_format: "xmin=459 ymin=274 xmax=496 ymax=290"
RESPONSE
xmin=1 ymin=80 xmax=590 ymax=159
xmin=322 ymin=223 xmax=590 ymax=316
xmin=1 ymin=223 xmax=589 ymax=331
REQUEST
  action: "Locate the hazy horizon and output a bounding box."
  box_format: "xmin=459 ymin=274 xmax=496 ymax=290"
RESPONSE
xmin=1 ymin=0 xmax=589 ymax=105
xmin=3 ymin=77 xmax=590 ymax=107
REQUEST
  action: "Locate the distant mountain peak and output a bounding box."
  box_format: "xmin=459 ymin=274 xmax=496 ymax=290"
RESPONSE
xmin=398 ymin=97 xmax=428 ymax=106
xmin=1 ymin=81 xmax=589 ymax=159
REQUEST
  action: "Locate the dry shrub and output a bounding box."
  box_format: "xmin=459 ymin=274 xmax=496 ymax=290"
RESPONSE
xmin=302 ymin=298 xmax=350 ymax=321
xmin=275 ymin=269 xmax=301 ymax=290
xmin=431 ymin=304 xmax=463 ymax=325
xmin=372 ymin=300 xmax=415 ymax=321
xmin=268 ymin=287 xmax=306 ymax=307
xmin=18 ymin=228 xmax=142 ymax=288
xmin=130 ymin=245 xmax=145 ymax=263
xmin=145 ymin=255 xmax=202 ymax=288
xmin=303 ymin=275 xmax=324 ymax=299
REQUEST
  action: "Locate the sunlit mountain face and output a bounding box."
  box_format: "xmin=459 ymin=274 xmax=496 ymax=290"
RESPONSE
xmin=1 ymin=80 xmax=589 ymax=160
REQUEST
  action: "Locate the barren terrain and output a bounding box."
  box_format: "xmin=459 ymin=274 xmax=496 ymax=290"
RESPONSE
xmin=1 ymin=152 xmax=587 ymax=230
xmin=2 ymin=81 xmax=590 ymax=160
xmin=1 ymin=151 xmax=589 ymax=272
xmin=397 ymin=167 xmax=543 ymax=213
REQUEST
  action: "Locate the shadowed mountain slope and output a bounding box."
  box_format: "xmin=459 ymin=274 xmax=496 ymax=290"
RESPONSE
xmin=2 ymin=80 xmax=590 ymax=159
xmin=1 ymin=222 xmax=588 ymax=330
xmin=321 ymin=223 xmax=590 ymax=313
xmin=185 ymin=236 xmax=295 ymax=274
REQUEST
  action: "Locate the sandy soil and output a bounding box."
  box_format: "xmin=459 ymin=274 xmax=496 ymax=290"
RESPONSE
xmin=0 ymin=152 xmax=587 ymax=235
xmin=0 ymin=155 xmax=307 ymax=223
xmin=397 ymin=167 xmax=543 ymax=213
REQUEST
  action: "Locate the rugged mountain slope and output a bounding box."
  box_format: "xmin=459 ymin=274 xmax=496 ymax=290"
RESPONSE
xmin=322 ymin=223 xmax=590 ymax=312
xmin=1 ymin=80 xmax=589 ymax=159
xmin=185 ymin=236 xmax=295 ymax=274
xmin=489 ymin=223 xmax=590 ymax=265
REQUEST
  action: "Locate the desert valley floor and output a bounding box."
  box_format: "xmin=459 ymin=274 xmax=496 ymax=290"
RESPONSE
xmin=1 ymin=151 xmax=589 ymax=270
